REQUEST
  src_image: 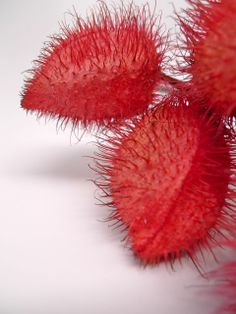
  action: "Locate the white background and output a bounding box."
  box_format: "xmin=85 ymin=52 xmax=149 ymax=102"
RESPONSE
xmin=0 ymin=1 xmax=234 ymax=313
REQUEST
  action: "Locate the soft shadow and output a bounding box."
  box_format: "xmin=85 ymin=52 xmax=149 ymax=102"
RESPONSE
xmin=17 ymin=142 xmax=98 ymax=180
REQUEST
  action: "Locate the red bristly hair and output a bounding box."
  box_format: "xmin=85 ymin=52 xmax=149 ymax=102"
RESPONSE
xmin=176 ymin=0 xmax=236 ymax=117
xmin=21 ymin=1 xmax=167 ymax=132
xmin=92 ymin=96 xmax=236 ymax=268
xmin=210 ymin=241 xmax=236 ymax=313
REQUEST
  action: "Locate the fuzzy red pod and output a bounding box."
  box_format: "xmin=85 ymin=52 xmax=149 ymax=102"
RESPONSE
xmin=93 ymin=96 xmax=236 ymax=266
xmin=177 ymin=0 xmax=236 ymax=117
xmin=210 ymin=241 xmax=236 ymax=313
xmin=21 ymin=2 xmax=166 ymax=129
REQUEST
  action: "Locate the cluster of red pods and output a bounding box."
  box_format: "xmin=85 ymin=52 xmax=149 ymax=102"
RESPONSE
xmin=21 ymin=0 xmax=236 ymax=312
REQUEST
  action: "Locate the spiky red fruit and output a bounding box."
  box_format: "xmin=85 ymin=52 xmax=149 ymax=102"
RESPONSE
xmin=210 ymin=241 xmax=236 ymax=313
xmin=178 ymin=0 xmax=236 ymax=116
xmin=94 ymin=97 xmax=236 ymax=265
xmin=21 ymin=2 xmax=165 ymax=128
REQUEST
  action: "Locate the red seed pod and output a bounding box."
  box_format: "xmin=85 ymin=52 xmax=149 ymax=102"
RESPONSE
xmin=21 ymin=2 xmax=166 ymax=129
xmin=94 ymin=96 xmax=236 ymax=266
xmin=177 ymin=0 xmax=236 ymax=117
xmin=210 ymin=241 xmax=236 ymax=313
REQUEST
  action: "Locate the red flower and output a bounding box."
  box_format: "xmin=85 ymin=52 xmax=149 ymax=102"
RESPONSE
xmin=21 ymin=2 xmax=166 ymax=129
xmin=93 ymin=96 xmax=236 ymax=266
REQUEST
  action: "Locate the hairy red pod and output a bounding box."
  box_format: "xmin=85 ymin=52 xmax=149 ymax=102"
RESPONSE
xmin=177 ymin=0 xmax=236 ymax=117
xmin=210 ymin=241 xmax=236 ymax=313
xmin=94 ymin=97 xmax=236 ymax=266
xmin=21 ymin=2 xmax=166 ymax=129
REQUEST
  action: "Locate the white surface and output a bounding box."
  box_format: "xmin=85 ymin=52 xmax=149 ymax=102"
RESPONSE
xmin=0 ymin=1 xmax=231 ymax=313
